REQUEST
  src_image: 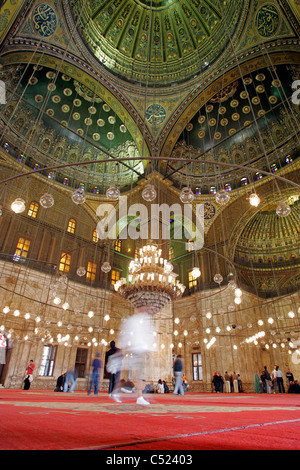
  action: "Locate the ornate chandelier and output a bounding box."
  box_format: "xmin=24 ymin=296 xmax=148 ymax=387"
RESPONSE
xmin=114 ymin=243 xmax=185 ymax=314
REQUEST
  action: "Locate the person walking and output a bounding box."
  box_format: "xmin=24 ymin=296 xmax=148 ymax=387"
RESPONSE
xmin=271 ymin=365 xmax=278 ymax=394
xmin=173 ymin=354 xmax=184 ymax=395
xmin=88 ymin=352 xmax=102 ymax=395
xmin=105 ymin=340 xmax=122 ymax=396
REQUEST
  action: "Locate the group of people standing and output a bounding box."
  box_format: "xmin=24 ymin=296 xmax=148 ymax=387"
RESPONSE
xmin=255 ymin=366 xmax=296 ymax=394
xmin=212 ymin=371 xmax=242 ymax=393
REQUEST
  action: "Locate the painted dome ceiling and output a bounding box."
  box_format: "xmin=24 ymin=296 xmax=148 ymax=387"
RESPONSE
xmin=1 ymin=64 xmax=145 ymax=192
xmin=167 ymin=64 xmax=300 ymax=192
xmin=71 ymin=0 xmax=246 ymax=85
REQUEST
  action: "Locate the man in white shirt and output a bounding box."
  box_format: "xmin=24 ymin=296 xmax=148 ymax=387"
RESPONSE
xmin=275 ymin=366 xmax=285 ymax=393
xmin=271 ymin=366 xmax=278 ymax=394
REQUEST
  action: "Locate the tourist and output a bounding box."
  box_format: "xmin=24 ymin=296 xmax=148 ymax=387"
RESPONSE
xmin=173 ymin=354 xmax=184 ymax=395
xmin=88 ymin=352 xmax=102 ymax=395
xmin=23 ymin=359 xmax=35 ymax=390
xmin=105 ymin=340 xmax=122 ymax=397
xmin=63 ymin=368 xmax=78 ymax=393
xmin=275 ymin=366 xmax=285 ymax=393
xmin=286 ymin=368 xmax=294 ymax=386
xmin=224 ymin=371 xmax=231 ymax=393
xmin=254 ymin=371 xmax=262 ymax=393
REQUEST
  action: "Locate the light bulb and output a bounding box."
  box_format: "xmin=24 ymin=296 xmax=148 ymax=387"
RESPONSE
xmin=71 ymin=187 xmax=86 ymax=205
xmin=276 ymin=201 xmax=291 ymax=217
xmin=214 ymin=273 xmax=223 ymax=284
xmin=215 ymin=189 xmax=230 ymax=205
xmin=106 ymin=185 xmax=120 ymax=201
xmin=101 ymin=261 xmax=111 ymax=273
xmin=142 ymin=184 xmax=156 ymax=202
xmin=40 ymin=193 xmax=54 ymax=208
xmin=249 ymin=193 xmax=260 ymax=207
xmin=180 ymin=187 xmax=194 ymax=204
xmin=191 ymin=267 xmax=201 ymax=278
xmin=11 ymin=198 xmax=26 ymax=213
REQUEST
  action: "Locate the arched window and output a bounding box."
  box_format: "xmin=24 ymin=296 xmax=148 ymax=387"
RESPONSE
xmin=111 ymin=269 xmax=120 ymax=286
xmin=92 ymin=229 xmax=98 ymax=242
xmin=27 ymin=201 xmax=39 ymax=218
xmin=114 ymin=239 xmax=121 ymax=252
xmin=86 ymin=261 xmax=97 ymax=281
xmin=168 ymin=246 xmax=174 ymax=260
xmin=14 ymin=237 xmax=31 ymax=260
xmin=67 ymin=218 xmax=76 ymax=234
xmin=59 ymin=252 xmax=71 ymax=273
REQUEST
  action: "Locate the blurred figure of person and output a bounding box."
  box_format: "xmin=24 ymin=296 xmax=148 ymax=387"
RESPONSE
xmin=55 ymin=373 xmax=65 ymax=392
xmin=261 ymin=366 xmax=271 ymax=394
xmin=224 ymin=371 xmax=231 ymax=393
xmin=173 ymin=354 xmax=184 ymax=396
xmin=182 ymin=375 xmax=189 ymax=393
xmin=156 ymin=379 xmax=164 ymax=393
xmin=106 ymin=340 xmax=122 ymax=397
xmin=212 ymin=372 xmax=224 ymax=393
xmin=114 ymin=307 xmax=157 ymax=405
xmin=271 ymin=365 xmax=278 ymax=394
xmin=88 ymin=352 xmax=102 ymax=395
xmin=163 ymin=380 xmax=170 ymax=393
xmin=254 ymin=371 xmax=262 ymax=393
xmin=232 ymin=372 xmax=239 ymax=393
xmin=238 ymin=374 xmax=242 ymax=392
xmin=143 ymin=381 xmax=155 ymax=394
xmin=275 ymin=366 xmax=285 ymax=393
xmin=24 ymin=360 xmax=35 ymax=390
xmin=64 ymin=368 xmax=78 ymax=393
xmin=119 ymin=378 xmax=135 ymax=393
xmin=286 ymin=368 xmax=294 ymax=386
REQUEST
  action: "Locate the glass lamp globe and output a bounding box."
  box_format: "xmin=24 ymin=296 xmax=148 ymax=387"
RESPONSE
xmin=276 ymin=201 xmax=291 ymax=217
xmin=101 ymin=261 xmax=111 ymax=273
xmin=214 ymin=273 xmax=223 ymax=284
xmin=71 ymin=187 xmax=86 ymax=205
xmin=142 ymin=184 xmax=157 ymax=202
xmin=180 ymin=187 xmax=195 ymax=204
xmin=106 ymin=185 xmax=120 ymax=201
xmin=40 ymin=192 xmax=54 ymax=208
xmin=76 ymin=266 xmax=86 ymax=277
xmin=11 ymin=198 xmax=26 ymax=213
xmin=0 ymin=205 xmax=2 ymax=216
xmin=215 ymin=189 xmax=230 ymax=205
xmin=249 ymin=193 xmax=260 ymax=207
xmin=191 ymin=267 xmax=201 ymax=278
xmin=164 ymin=262 xmax=173 ymax=274
xmin=234 ymin=296 xmax=242 ymax=305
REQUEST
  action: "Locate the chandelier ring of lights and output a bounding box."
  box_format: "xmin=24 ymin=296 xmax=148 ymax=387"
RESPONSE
xmin=1 ymin=156 xmax=300 ymax=191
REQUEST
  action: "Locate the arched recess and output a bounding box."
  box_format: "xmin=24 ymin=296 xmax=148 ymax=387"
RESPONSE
xmin=0 ymin=50 xmax=150 ymax=163
xmin=159 ymin=50 xmax=300 ymax=159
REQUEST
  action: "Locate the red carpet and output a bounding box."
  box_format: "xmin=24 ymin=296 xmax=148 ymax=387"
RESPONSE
xmin=0 ymin=389 xmax=299 ymax=450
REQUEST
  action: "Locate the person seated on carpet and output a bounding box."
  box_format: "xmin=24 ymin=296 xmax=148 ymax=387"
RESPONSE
xmin=163 ymin=380 xmax=170 ymax=393
xmin=143 ymin=381 xmax=155 ymax=393
xmin=156 ymin=379 xmax=164 ymax=393
xmin=119 ymin=378 xmax=135 ymax=393
xmin=288 ymin=380 xmax=300 ymax=394
xmin=54 ymin=373 xmax=65 ymax=392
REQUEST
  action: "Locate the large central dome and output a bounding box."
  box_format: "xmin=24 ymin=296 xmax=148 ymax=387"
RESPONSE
xmin=71 ymin=0 xmax=246 ymax=85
